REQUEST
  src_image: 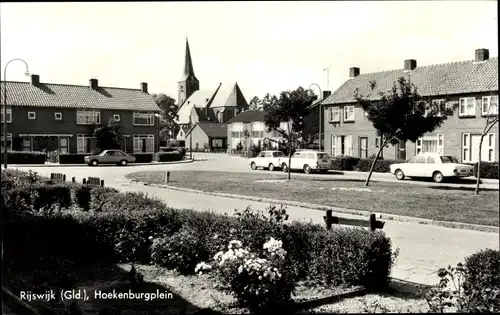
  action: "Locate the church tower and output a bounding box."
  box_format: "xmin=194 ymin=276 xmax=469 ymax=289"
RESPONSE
xmin=178 ymin=38 xmax=199 ymax=106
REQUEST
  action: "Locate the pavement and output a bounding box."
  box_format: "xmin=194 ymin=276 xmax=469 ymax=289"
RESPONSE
xmin=4 ymin=153 xmax=499 ymax=287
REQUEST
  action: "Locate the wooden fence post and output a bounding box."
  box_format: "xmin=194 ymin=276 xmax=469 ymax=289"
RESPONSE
xmin=324 ymin=210 xmax=333 ymax=230
xmin=62 ymin=174 xmax=66 ymax=182
xmin=100 ymin=180 xmax=104 ymax=187
xmin=72 ymin=177 xmax=76 ymax=183
xmin=50 ymin=173 xmax=54 ymax=180
xmin=82 ymin=178 xmax=86 ymax=185
xmin=166 ymin=171 xmax=170 ymax=184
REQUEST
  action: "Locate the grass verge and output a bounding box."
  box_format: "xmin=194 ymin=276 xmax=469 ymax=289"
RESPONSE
xmin=125 ymin=170 xmax=499 ymax=227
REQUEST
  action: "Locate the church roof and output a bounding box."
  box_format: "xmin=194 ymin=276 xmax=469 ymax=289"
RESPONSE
xmin=210 ymin=82 xmax=249 ymax=108
xmin=181 ymin=38 xmax=197 ymax=81
xmin=186 ymin=122 xmax=228 ymax=138
xmin=176 ymin=85 xmax=221 ymax=124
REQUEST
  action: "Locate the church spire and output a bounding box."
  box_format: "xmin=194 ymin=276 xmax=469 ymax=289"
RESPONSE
xmin=183 ymin=37 xmax=196 ymax=80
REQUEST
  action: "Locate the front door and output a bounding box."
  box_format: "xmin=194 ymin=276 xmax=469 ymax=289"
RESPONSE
xmin=470 ymin=135 xmax=481 ymax=163
xmin=59 ymin=137 xmax=69 ymax=154
xmin=359 ymin=137 xmax=368 ymax=158
xmin=395 ymin=140 xmax=406 ymax=161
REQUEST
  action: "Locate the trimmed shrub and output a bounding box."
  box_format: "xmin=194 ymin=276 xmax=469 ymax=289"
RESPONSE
xmin=132 ymin=153 xmax=153 ymax=163
xmin=331 ymin=156 xmax=361 ymax=171
xmin=355 ymin=158 xmax=397 ymax=173
xmin=0 ymin=150 xmax=46 ymax=164
xmin=472 ymin=162 xmax=499 ymax=179
xmin=47 ymin=150 xmax=60 ymax=163
xmin=59 ymin=154 xmax=87 ymax=164
xmin=155 ymin=151 xmax=183 ymax=162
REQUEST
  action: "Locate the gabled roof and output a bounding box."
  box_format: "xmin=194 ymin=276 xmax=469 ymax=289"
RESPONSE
xmin=181 ymin=38 xmax=197 ymax=81
xmin=186 ymin=122 xmax=227 ymax=138
xmin=210 ymin=82 xmax=248 ymax=108
xmin=323 ymin=57 xmax=499 ymax=105
xmin=227 ymin=110 xmax=267 ymax=124
xmin=0 ymin=81 xmax=160 ymax=111
xmin=176 ymin=87 xmax=220 ymax=124
xmin=306 ymin=97 xmax=325 ymax=110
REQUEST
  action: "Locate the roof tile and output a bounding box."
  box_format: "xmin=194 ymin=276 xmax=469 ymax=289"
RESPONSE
xmin=227 ymin=110 xmax=267 ymax=124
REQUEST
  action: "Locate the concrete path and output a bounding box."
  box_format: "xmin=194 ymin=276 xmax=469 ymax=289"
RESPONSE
xmin=6 ymin=154 xmax=499 ymax=286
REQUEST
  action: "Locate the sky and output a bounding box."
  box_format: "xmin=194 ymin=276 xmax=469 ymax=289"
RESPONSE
xmin=0 ymin=1 xmax=497 ymax=103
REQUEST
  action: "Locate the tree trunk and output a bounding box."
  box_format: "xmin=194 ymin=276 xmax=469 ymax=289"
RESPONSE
xmin=287 ymin=145 xmax=292 ymax=181
xmin=475 ymin=134 xmax=486 ymax=195
xmin=365 ymin=143 xmax=385 ymax=187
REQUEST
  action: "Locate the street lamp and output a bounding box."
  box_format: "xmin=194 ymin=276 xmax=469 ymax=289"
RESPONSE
xmin=3 ymin=59 xmax=30 ymax=169
xmin=309 ymin=83 xmax=322 ymax=151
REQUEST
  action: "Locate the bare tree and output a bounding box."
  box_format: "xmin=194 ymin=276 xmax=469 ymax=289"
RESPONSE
xmin=475 ymin=94 xmax=499 ymax=195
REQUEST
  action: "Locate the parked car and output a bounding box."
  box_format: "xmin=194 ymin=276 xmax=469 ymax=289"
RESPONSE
xmin=389 ymin=153 xmax=474 ymax=183
xmin=280 ymin=150 xmax=331 ymax=174
xmin=85 ymin=149 xmax=136 ymax=166
xmin=249 ymin=150 xmax=286 ymax=171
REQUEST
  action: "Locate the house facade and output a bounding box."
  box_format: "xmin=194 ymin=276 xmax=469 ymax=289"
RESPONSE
xmin=321 ymin=48 xmax=498 ymax=163
xmin=175 ymin=39 xmax=249 ymax=144
xmin=0 ymin=75 xmax=161 ymax=154
xmin=185 ymin=122 xmax=227 ymax=152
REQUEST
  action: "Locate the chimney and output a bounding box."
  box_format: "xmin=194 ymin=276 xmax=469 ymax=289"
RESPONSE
xmin=89 ymin=78 xmax=98 ymax=90
xmin=475 ymin=49 xmax=489 ymax=62
xmin=322 ymin=90 xmax=332 ymax=99
xmin=140 ymin=82 xmax=148 ymax=93
xmin=30 ymin=74 xmax=40 ymax=86
xmin=404 ymin=59 xmax=417 ymax=71
xmin=349 ymin=67 xmax=360 ymax=78
xmin=312 ymin=95 xmax=318 ymax=101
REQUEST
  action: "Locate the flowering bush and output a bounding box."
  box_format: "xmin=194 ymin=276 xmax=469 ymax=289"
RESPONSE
xmin=197 ymin=237 xmax=296 ymax=311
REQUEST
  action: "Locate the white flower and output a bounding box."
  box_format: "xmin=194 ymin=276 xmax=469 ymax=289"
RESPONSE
xmin=238 ymin=265 xmax=244 ymax=274
xmin=258 ymin=276 xmax=262 ymax=280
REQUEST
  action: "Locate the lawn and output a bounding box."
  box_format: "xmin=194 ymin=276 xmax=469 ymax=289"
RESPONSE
xmin=125 ymin=170 xmax=499 ymax=227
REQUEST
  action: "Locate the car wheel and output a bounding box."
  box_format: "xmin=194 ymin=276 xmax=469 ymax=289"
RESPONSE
xmin=281 ymin=163 xmax=288 ymax=172
xmin=120 ymin=160 xmax=128 ymax=166
xmin=268 ymin=163 xmax=275 ymax=171
xmin=91 ymin=160 xmax=99 ymax=167
xmin=433 ymin=171 xmax=444 ymax=183
xmin=303 ymin=164 xmax=312 ymax=174
xmin=395 ymin=169 xmax=405 ymax=180
xmin=250 ymin=162 xmax=257 ymax=170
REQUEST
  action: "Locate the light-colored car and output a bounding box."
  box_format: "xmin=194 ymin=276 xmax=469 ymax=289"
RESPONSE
xmin=280 ymin=150 xmax=331 ymax=174
xmin=250 ymin=150 xmax=286 ymax=171
xmin=389 ymin=153 xmax=474 ymax=183
xmin=85 ymin=149 xmax=136 ymax=166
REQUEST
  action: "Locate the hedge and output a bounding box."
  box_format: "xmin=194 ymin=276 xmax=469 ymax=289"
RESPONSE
xmin=132 ymin=153 xmax=153 ymax=163
xmin=355 ymin=158 xmax=398 ymax=173
xmin=0 ymin=151 xmax=46 ymax=164
xmin=331 ymin=156 xmax=361 ymax=171
xmin=59 ymin=154 xmax=88 ymax=164
xmin=471 ymin=162 xmax=499 ymax=179
xmin=155 ymin=151 xmax=183 ymax=162
xmin=2 ymin=169 xmax=396 ymax=291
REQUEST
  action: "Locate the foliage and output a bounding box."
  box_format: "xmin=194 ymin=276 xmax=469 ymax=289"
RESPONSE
xmin=196 ymin=238 xmax=296 ymax=311
xmin=47 ymin=150 xmax=60 ymax=163
xmin=249 ymin=96 xmax=263 ymax=111
xmin=355 ymin=158 xmax=396 ymax=173
xmin=58 ymin=154 xmax=87 ymax=164
xmin=425 ymin=250 xmax=500 ymax=313
xmin=263 ymin=87 xmax=316 ymax=180
xmin=0 ymin=150 xmax=46 ymax=164
xmin=354 ymin=77 xmax=454 ymax=185
xmin=151 ymin=226 xmax=209 ymax=274
xmin=93 ymin=118 xmax=123 ymax=152
xmin=132 ymin=153 xmax=154 ymax=163
xmin=472 ymin=162 xmax=499 ymax=179
xmin=154 ymin=151 xmax=183 ymax=162
xmin=152 ymin=93 xmax=178 ymax=140
xmin=330 ymin=156 xmax=361 ymax=171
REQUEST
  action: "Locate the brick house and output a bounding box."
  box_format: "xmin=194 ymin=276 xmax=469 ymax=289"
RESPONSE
xmin=0 ymin=75 xmax=161 ymax=154
xmin=321 ymin=48 xmax=498 ymax=163
xmin=226 ymin=110 xmax=292 ymax=153
xmin=184 ymin=122 xmax=228 ymax=152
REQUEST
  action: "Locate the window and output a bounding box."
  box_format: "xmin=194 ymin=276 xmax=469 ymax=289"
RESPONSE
xmin=440 ymin=156 xmax=459 ymax=164
xmin=59 ymin=138 xmax=69 ymax=154
xmin=331 ymin=135 xmax=352 ymax=156
xmin=1 ymin=107 xmax=12 ymax=123
xmin=77 ymin=110 xmax=100 ymax=125
xmin=273 ymin=152 xmax=284 ymax=158
xmin=280 ymin=122 xmax=289 ymax=133
xmin=426 ymin=156 xmax=436 ymax=164
xmin=113 ymin=114 xmax=121 ymax=121
xmin=432 ymin=99 xmax=446 ymax=116
xmin=133 ymin=112 xmax=154 ymax=126
xmin=1 ymin=133 xmax=12 ymax=151
xmin=410 ymin=156 xmax=427 ymax=163
xmin=77 ymin=134 xmax=95 ymax=154
xmin=22 ymin=137 xmax=31 ymax=151
xmin=212 ymin=139 xmax=223 ymax=148
xmin=360 ymin=137 xmax=368 ymax=158
xmin=343 ymin=106 xmax=355 ymax=122
xmin=461 ymin=133 xmax=495 ymax=163
xmin=54 ymin=112 xmax=62 ymax=120
xmin=482 ymin=96 xmax=498 ymax=116
xmin=459 ymin=97 xmax=476 ymax=117
xmin=329 ymin=107 xmax=340 ymax=122
xmin=28 ymin=112 xmax=36 ymax=120
xmin=133 ymin=134 xmax=154 ymax=153
xmin=416 ymin=135 xmax=444 ymax=155
xmin=375 ymin=137 xmax=380 ymax=148
xmin=251 ymin=122 xmax=264 ymax=138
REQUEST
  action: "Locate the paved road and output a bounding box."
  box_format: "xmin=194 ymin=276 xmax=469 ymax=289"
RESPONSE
xmin=6 ymin=153 xmax=499 ymax=285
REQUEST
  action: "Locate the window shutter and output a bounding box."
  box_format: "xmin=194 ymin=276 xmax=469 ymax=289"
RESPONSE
xmin=331 ymin=135 xmax=336 ymax=156
xmin=346 ymin=135 xmax=353 ymax=156
xmin=416 ymin=137 xmax=422 ymax=154
xmin=487 ymin=133 xmax=496 ymax=162
xmin=476 ymin=99 xmax=482 ymax=115
xmin=462 ymin=133 xmax=470 ymax=163
xmin=437 ymin=134 xmax=444 ymax=155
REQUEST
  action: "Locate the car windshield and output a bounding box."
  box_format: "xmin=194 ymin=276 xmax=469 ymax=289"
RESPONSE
xmin=317 ymin=153 xmax=328 ymax=159
xmin=273 ymin=152 xmax=284 ymax=157
xmin=440 ymin=156 xmax=459 ymax=163
xmin=99 ymin=151 xmax=107 ymax=156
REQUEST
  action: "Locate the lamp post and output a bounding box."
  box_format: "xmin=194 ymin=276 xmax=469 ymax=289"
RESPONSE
xmin=3 ymin=59 xmax=30 ymax=169
xmin=309 ymin=83 xmax=322 ymax=151
xmin=188 ymin=115 xmax=192 ymax=160
xmin=154 ymin=113 xmax=163 ymax=152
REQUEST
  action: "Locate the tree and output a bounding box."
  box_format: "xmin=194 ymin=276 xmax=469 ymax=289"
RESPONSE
xmin=263 ymin=87 xmax=315 ymax=180
xmin=475 ymin=94 xmax=499 ymax=195
xmin=152 ymin=93 xmax=178 ymax=141
xmin=93 ymin=118 xmax=123 ymax=152
xmin=249 ymin=96 xmax=262 ymax=111
xmin=354 ymin=76 xmax=455 ymax=186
